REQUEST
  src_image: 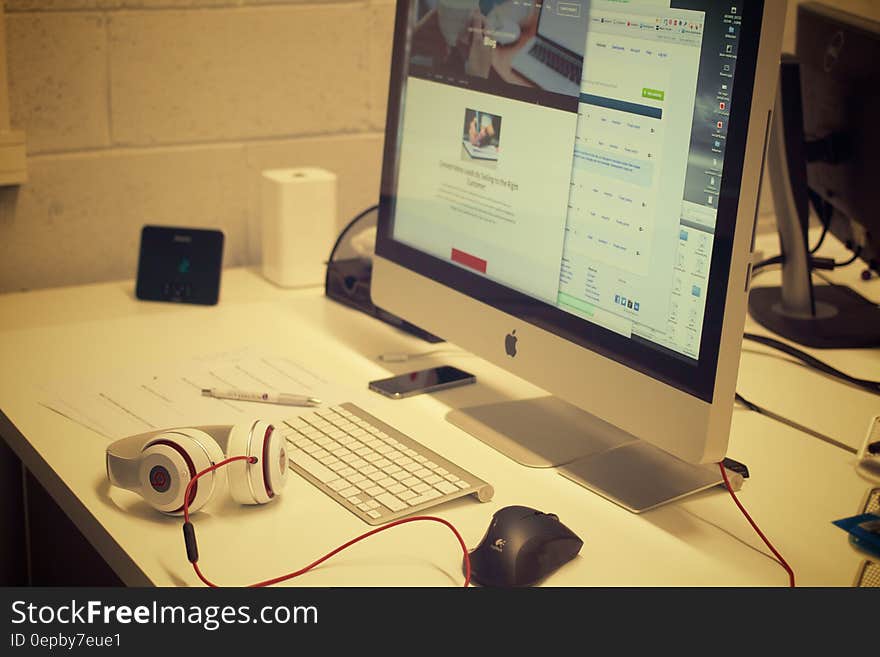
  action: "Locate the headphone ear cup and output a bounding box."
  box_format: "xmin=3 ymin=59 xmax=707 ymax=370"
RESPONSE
xmin=137 ymin=429 xmax=225 ymax=515
xmin=226 ymin=420 xmax=288 ymax=505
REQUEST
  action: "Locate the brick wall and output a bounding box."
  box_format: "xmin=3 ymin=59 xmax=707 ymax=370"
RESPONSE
xmin=0 ymin=0 xmax=395 ymax=293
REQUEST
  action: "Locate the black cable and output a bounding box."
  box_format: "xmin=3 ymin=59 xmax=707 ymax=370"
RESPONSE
xmin=807 ymin=191 xmax=832 ymax=255
xmin=325 ymin=203 xmax=379 ymax=263
xmin=833 ymin=246 xmax=861 ymax=268
xmin=751 ymin=254 xmax=783 ymax=273
xmin=752 ymin=191 xmax=834 ymax=272
xmin=734 ymin=391 xmax=858 ymax=455
xmin=742 ymin=332 xmax=880 ymax=396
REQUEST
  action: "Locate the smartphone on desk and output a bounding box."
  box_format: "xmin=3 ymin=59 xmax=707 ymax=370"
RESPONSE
xmin=368 ymin=365 xmax=476 ymax=399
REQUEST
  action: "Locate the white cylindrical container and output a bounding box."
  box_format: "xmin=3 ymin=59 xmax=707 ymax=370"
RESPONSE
xmin=260 ymin=167 xmax=337 ymax=287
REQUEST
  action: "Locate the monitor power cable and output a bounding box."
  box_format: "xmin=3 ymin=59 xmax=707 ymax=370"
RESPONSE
xmin=734 ymin=390 xmax=857 ymax=455
xmin=742 ymin=332 xmax=880 ymax=396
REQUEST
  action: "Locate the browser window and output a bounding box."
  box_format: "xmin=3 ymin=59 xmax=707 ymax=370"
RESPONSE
xmin=392 ymin=0 xmax=744 ymax=361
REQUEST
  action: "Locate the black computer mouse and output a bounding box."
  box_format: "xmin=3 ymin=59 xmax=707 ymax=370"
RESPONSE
xmin=467 ymin=505 xmax=583 ymax=587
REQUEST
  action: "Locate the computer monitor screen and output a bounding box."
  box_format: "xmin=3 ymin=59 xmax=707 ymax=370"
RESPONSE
xmin=796 ymin=2 xmax=880 ymax=275
xmin=374 ymin=0 xmax=781 ymax=498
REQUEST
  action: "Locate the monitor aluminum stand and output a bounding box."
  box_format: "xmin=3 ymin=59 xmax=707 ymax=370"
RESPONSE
xmin=447 ymin=396 xmax=738 ymax=514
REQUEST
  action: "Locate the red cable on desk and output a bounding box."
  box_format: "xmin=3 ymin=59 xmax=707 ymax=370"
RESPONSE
xmin=182 ymin=458 xmax=471 ymax=587
xmin=718 ymin=463 xmax=795 ymax=587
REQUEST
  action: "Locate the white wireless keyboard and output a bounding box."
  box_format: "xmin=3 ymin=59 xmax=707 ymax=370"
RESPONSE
xmin=280 ymin=403 xmax=494 ymax=525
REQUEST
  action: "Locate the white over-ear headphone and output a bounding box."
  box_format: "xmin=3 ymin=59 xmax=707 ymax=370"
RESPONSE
xmin=106 ymin=420 xmax=288 ymax=515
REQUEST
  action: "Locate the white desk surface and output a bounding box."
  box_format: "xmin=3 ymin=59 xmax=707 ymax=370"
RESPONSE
xmin=0 ymin=231 xmax=877 ymax=587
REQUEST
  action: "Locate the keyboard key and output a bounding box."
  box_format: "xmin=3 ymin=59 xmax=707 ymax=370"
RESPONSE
xmin=435 ymin=481 xmax=458 ymax=495
xmin=367 ymin=510 xmax=382 ymax=519
xmin=289 ymin=449 xmax=336 ymax=483
xmin=290 ymin=436 xmax=311 ymax=448
xmin=408 ymin=489 xmax=442 ymax=506
xmin=376 ymin=493 xmax=406 ymax=513
xmin=339 ymin=487 xmax=360 ymax=499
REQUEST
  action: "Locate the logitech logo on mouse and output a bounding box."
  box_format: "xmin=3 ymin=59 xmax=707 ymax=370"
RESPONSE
xmin=490 ymin=538 xmax=506 ymax=553
xmin=504 ymin=330 xmax=517 ymax=357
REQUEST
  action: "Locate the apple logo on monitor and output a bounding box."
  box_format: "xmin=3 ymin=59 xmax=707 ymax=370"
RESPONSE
xmin=505 ymin=330 xmax=517 ymax=357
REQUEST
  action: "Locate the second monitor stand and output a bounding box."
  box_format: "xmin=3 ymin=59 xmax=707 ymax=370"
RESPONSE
xmin=446 ymin=396 xmax=736 ymax=514
xmin=748 ymin=57 xmax=880 ymax=348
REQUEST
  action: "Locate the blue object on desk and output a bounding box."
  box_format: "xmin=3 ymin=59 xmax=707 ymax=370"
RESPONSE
xmin=832 ymin=513 xmax=880 ymax=559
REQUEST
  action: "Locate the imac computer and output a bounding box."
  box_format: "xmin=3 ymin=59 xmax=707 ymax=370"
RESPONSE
xmin=373 ymin=0 xmax=785 ymax=512
xmin=749 ymin=1 xmax=880 ymax=348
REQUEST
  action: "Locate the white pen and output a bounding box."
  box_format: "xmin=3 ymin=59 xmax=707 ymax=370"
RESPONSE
xmin=201 ymin=388 xmax=321 ymax=407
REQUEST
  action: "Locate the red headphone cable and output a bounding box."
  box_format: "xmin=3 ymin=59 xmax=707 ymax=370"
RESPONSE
xmin=182 ymin=457 xmax=472 ymax=587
